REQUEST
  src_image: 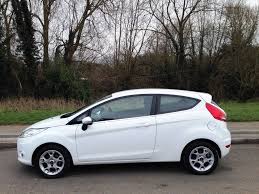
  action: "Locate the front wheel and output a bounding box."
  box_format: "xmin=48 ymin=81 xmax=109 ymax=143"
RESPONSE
xmin=182 ymin=141 xmax=219 ymax=175
xmin=34 ymin=144 xmax=71 ymax=178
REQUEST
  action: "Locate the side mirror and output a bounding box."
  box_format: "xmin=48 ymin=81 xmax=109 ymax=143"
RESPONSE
xmin=82 ymin=117 xmax=93 ymax=131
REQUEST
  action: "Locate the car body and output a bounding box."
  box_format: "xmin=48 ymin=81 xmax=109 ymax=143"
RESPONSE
xmin=17 ymin=89 xmax=231 ymax=178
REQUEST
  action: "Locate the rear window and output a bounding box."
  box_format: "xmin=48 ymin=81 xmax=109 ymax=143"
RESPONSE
xmin=158 ymin=95 xmax=200 ymax=114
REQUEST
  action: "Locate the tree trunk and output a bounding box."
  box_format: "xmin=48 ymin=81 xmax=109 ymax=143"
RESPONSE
xmin=43 ymin=0 xmax=49 ymax=68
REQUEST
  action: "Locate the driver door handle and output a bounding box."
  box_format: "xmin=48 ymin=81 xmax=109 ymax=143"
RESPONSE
xmin=139 ymin=122 xmax=152 ymax=127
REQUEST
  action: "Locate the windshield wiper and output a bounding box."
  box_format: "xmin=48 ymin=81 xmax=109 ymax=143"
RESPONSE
xmin=60 ymin=112 xmax=72 ymax=118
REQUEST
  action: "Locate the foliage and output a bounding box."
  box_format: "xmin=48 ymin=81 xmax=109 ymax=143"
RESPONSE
xmin=38 ymin=62 xmax=90 ymax=102
xmin=0 ymin=0 xmax=259 ymax=103
xmin=0 ymin=15 xmax=15 ymax=97
xmin=11 ymin=0 xmax=40 ymax=95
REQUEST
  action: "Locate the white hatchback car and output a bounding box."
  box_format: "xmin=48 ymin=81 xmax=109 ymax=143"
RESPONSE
xmin=17 ymin=89 xmax=231 ymax=178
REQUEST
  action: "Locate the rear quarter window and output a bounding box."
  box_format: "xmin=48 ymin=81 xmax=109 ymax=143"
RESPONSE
xmin=158 ymin=95 xmax=200 ymax=114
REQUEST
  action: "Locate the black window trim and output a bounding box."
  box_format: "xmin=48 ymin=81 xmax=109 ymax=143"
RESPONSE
xmin=156 ymin=94 xmax=201 ymax=115
xmin=68 ymin=94 xmax=157 ymax=125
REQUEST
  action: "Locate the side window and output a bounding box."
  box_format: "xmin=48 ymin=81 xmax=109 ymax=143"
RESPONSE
xmin=159 ymin=95 xmax=200 ymax=114
xmin=90 ymin=95 xmax=153 ymax=121
xmin=67 ymin=110 xmax=89 ymax=125
xmin=74 ymin=111 xmax=89 ymax=123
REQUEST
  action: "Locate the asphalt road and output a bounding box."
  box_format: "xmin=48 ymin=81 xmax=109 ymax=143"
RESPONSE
xmin=0 ymin=145 xmax=259 ymax=194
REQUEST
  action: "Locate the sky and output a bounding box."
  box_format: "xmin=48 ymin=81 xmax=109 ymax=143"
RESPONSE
xmin=247 ymin=0 xmax=259 ymax=6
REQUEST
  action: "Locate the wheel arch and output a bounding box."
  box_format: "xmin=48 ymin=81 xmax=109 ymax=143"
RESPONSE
xmin=180 ymin=139 xmax=222 ymax=161
xmin=31 ymin=142 xmax=74 ymax=166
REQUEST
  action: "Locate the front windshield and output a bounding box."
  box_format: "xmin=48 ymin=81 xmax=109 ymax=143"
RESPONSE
xmin=60 ymin=94 xmax=112 ymax=118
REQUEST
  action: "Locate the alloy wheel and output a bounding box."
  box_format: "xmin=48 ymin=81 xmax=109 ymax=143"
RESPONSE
xmin=39 ymin=150 xmax=65 ymax=176
xmin=189 ymin=146 xmax=215 ymax=172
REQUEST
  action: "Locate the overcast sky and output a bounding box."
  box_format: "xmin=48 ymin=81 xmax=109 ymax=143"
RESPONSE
xmin=247 ymin=0 xmax=259 ymax=6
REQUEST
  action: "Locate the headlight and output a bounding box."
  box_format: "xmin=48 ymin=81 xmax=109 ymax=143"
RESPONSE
xmin=19 ymin=128 xmax=48 ymax=138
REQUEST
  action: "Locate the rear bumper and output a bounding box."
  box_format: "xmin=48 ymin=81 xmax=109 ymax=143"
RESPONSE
xmin=212 ymin=121 xmax=231 ymax=158
xmin=220 ymin=137 xmax=231 ymax=158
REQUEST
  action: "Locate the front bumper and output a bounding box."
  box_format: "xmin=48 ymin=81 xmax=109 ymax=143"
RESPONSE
xmin=17 ymin=137 xmax=35 ymax=166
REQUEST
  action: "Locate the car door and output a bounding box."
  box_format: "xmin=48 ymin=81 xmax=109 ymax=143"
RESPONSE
xmin=75 ymin=95 xmax=157 ymax=162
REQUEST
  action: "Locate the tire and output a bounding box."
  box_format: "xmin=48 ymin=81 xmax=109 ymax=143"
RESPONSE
xmin=182 ymin=141 xmax=219 ymax=175
xmin=34 ymin=144 xmax=71 ymax=178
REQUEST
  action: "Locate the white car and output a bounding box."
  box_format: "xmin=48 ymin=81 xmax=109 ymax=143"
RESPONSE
xmin=17 ymin=89 xmax=231 ymax=178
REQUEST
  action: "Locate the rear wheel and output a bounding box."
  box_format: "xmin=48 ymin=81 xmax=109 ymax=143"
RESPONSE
xmin=34 ymin=144 xmax=71 ymax=178
xmin=182 ymin=141 xmax=219 ymax=175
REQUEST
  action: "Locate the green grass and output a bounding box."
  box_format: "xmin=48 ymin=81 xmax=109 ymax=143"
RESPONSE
xmin=220 ymin=101 xmax=259 ymax=122
xmin=0 ymin=98 xmax=83 ymax=125
xmin=0 ymin=109 xmax=74 ymax=125
xmin=0 ymin=99 xmax=259 ymax=124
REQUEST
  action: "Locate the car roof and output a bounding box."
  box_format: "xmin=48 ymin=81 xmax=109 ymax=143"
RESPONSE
xmin=112 ymin=88 xmax=210 ymax=100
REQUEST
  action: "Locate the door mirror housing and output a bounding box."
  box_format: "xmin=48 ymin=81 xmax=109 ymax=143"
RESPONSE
xmin=82 ymin=117 xmax=93 ymax=131
xmin=82 ymin=116 xmax=93 ymax=125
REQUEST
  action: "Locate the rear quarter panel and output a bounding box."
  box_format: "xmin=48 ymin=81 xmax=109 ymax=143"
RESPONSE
xmin=152 ymin=104 xmax=224 ymax=162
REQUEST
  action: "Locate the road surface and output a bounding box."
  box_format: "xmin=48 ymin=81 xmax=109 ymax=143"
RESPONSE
xmin=0 ymin=145 xmax=259 ymax=194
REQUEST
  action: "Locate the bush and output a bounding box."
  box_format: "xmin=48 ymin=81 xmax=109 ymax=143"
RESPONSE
xmin=38 ymin=62 xmax=90 ymax=102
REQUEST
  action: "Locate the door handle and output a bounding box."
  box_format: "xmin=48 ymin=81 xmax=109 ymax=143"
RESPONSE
xmin=142 ymin=123 xmax=152 ymax=127
xmin=135 ymin=122 xmax=152 ymax=128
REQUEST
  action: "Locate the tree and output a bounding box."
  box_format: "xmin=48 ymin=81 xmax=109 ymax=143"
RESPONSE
xmin=224 ymin=1 xmax=259 ymax=100
xmin=0 ymin=12 xmax=9 ymax=96
xmin=187 ymin=1 xmax=228 ymax=91
xmin=112 ymin=0 xmax=152 ymax=89
xmin=208 ymin=1 xmax=259 ymax=100
xmin=33 ymin=0 xmax=57 ymax=69
xmin=11 ymin=0 xmax=39 ymax=95
xmin=148 ymin=0 xmax=207 ymax=88
xmin=63 ymin=0 xmax=109 ymax=65
xmin=0 ymin=0 xmax=13 ymax=57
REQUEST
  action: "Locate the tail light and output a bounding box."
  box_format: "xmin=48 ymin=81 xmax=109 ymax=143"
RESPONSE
xmin=206 ymin=103 xmax=227 ymax=121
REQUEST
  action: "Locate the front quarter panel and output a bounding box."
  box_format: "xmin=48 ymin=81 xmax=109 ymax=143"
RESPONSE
xmin=17 ymin=125 xmax=78 ymax=166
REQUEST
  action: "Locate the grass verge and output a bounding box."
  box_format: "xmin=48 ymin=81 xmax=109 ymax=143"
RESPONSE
xmin=0 ymin=110 xmax=74 ymax=125
xmin=0 ymin=98 xmax=259 ymax=124
xmin=220 ymin=101 xmax=259 ymax=122
xmin=0 ymin=98 xmax=83 ymax=125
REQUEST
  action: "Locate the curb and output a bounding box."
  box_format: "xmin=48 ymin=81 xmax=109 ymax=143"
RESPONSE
xmin=231 ymin=131 xmax=259 ymax=134
xmin=0 ymin=135 xmax=18 ymax=138
xmin=0 ymin=142 xmax=16 ymax=150
xmin=232 ymin=138 xmax=259 ymax=144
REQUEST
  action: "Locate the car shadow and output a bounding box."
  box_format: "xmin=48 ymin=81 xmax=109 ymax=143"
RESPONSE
xmin=16 ymin=161 xmax=188 ymax=179
xmin=17 ymin=161 xmax=231 ymax=179
xmin=17 ymin=163 xmax=38 ymax=176
xmin=69 ymin=162 xmax=186 ymax=176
